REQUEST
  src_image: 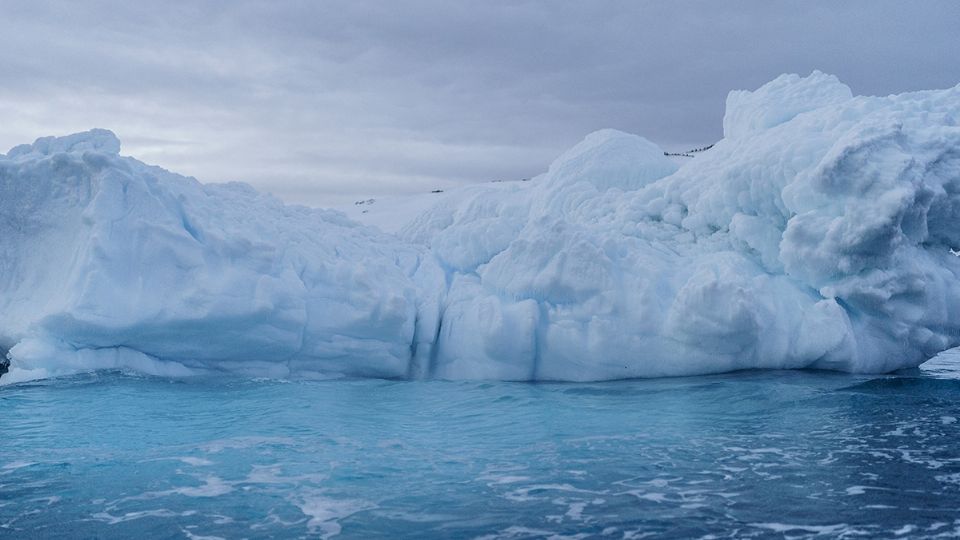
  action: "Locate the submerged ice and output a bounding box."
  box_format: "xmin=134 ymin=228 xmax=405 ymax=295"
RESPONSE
xmin=3 ymin=71 xmax=960 ymax=382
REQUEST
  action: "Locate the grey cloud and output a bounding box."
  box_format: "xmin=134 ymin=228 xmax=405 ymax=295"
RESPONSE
xmin=1 ymin=0 xmax=958 ymax=207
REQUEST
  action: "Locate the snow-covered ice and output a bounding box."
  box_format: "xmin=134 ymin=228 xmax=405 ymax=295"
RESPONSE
xmin=3 ymin=71 xmax=960 ymax=382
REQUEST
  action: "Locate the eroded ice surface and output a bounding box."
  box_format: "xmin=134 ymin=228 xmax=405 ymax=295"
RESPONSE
xmin=3 ymin=71 xmax=960 ymax=381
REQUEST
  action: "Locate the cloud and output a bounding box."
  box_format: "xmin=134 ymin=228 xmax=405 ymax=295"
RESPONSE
xmin=1 ymin=0 xmax=958 ymax=206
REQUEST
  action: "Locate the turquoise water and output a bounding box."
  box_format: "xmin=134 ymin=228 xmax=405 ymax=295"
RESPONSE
xmin=2 ymin=354 xmax=960 ymax=539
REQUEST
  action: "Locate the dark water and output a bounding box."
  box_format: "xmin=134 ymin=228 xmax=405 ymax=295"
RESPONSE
xmin=2 ymin=353 xmax=960 ymax=539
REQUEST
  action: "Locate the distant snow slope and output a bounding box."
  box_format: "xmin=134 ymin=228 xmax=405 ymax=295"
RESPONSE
xmin=3 ymin=71 xmax=960 ymax=383
xmin=335 ymin=181 xmax=526 ymax=234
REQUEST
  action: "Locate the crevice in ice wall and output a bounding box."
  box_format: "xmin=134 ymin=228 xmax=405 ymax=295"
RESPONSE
xmin=426 ymin=312 xmax=444 ymax=379
xmin=0 ymin=348 xmax=9 ymax=378
xmin=529 ymin=302 xmax=549 ymax=381
xmin=3 ymin=71 xmax=960 ymax=382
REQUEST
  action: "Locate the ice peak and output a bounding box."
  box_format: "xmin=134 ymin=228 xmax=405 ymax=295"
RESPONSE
xmin=723 ymin=71 xmax=853 ymax=139
xmin=7 ymin=128 xmax=121 ymax=158
xmin=545 ymin=129 xmax=677 ymax=191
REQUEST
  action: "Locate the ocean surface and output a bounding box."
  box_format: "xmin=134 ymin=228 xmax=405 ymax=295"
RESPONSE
xmin=2 ymin=353 xmax=960 ymax=539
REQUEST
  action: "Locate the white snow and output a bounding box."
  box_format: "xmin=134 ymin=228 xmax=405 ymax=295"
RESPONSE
xmin=3 ymin=71 xmax=960 ymax=382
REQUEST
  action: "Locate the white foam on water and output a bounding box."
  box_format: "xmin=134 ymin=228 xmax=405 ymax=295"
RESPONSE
xmin=293 ymin=492 xmax=374 ymax=539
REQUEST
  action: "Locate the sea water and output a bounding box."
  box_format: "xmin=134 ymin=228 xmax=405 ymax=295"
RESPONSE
xmin=2 ymin=353 xmax=959 ymax=539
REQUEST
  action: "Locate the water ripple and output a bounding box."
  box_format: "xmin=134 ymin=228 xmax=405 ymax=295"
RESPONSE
xmin=1 ymin=353 xmax=959 ymax=537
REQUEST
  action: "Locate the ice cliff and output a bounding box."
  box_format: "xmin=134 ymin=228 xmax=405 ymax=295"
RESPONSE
xmin=3 ymin=71 xmax=960 ymax=383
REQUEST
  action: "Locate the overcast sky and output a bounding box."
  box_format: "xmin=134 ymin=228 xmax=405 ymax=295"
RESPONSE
xmin=2 ymin=1 xmax=959 ymax=206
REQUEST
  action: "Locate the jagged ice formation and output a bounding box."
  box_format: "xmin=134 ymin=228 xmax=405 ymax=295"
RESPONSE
xmin=3 ymin=71 xmax=960 ymax=383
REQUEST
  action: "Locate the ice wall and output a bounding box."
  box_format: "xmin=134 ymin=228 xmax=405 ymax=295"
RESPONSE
xmin=3 ymin=71 xmax=960 ymax=382
xmin=0 ymin=130 xmax=441 ymax=382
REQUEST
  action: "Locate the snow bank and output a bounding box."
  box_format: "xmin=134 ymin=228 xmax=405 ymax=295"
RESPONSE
xmin=3 ymin=71 xmax=960 ymax=382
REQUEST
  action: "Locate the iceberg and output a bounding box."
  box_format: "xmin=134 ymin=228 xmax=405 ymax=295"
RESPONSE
xmin=3 ymin=71 xmax=960 ymax=382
